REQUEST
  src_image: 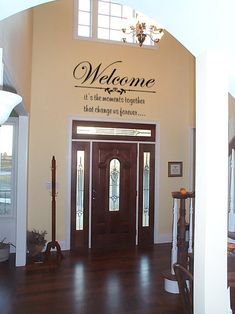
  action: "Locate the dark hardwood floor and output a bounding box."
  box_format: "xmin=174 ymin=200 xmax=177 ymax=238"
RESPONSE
xmin=0 ymin=244 xmax=182 ymax=314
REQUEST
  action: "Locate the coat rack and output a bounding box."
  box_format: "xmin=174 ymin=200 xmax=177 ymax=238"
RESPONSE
xmin=44 ymin=156 xmax=63 ymax=264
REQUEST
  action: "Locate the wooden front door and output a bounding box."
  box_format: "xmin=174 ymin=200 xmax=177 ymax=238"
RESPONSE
xmin=91 ymin=142 xmax=137 ymax=249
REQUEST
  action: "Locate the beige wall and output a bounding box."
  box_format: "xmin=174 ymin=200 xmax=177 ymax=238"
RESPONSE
xmin=0 ymin=10 xmax=33 ymax=112
xmin=29 ymin=0 xmax=195 ymax=244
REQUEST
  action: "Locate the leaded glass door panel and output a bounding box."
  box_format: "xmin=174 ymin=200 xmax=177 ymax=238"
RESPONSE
xmin=71 ymin=141 xmax=90 ymax=250
xmin=92 ymin=142 xmax=137 ymax=249
xmin=138 ymin=144 xmax=155 ymax=246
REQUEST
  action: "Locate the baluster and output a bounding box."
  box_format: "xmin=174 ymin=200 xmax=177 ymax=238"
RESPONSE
xmin=171 ymin=198 xmax=178 ymax=274
xmin=188 ymin=197 xmax=194 ymax=254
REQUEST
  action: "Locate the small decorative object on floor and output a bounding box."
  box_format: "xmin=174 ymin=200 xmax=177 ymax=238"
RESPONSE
xmin=0 ymin=238 xmax=15 ymax=262
xmin=27 ymin=229 xmax=47 ymax=263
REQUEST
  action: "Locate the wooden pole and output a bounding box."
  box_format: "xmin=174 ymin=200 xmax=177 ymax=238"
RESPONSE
xmin=51 ymin=156 xmax=56 ymax=242
xmin=44 ymin=156 xmax=63 ymax=264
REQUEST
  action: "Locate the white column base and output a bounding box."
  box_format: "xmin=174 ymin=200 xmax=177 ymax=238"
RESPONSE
xmin=164 ymin=277 xmax=179 ymax=294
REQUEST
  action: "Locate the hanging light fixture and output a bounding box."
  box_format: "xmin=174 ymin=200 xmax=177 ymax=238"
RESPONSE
xmin=122 ymin=15 xmax=164 ymax=47
xmin=0 ymin=90 xmax=22 ymax=125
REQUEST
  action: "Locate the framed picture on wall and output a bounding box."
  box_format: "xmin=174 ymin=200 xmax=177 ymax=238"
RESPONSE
xmin=168 ymin=161 xmax=183 ymax=177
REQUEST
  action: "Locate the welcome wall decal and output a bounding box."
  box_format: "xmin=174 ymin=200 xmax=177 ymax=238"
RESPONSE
xmin=72 ymin=60 xmax=158 ymax=118
xmin=73 ymin=60 xmax=156 ymax=95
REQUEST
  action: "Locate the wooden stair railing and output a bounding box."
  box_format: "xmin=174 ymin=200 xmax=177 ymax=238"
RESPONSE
xmin=163 ymin=190 xmax=195 ymax=293
xmin=172 ymin=191 xmax=195 ymax=269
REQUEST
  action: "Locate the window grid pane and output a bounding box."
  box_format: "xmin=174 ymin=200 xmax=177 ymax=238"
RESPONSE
xmin=76 ymin=151 xmax=85 ymax=230
xmin=98 ymin=1 xmax=110 ymax=15
xmin=142 ymin=152 xmax=150 ymax=227
xmin=109 ymin=159 xmax=120 ymax=211
xmin=79 ymin=0 xmax=91 ymax=11
xmin=98 ymin=14 xmax=110 ymax=28
xmin=79 ymin=11 xmax=91 ymax=26
xmin=110 ymin=3 xmax=121 ymax=16
xmin=110 ymin=16 xmax=122 ymax=30
xmin=78 ymin=25 xmax=91 ymax=37
xmin=0 ymin=125 xmax=14 ymax=217
xmin=98 ymin=28 xmax=110 ymax=39
xmin=110 ymin=29 xmax=122 ymax=41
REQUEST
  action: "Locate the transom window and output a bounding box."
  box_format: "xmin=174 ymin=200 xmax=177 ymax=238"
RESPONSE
xmin=72 ymin=121 xmax=156 ymax=142
xmin=76 ymin=0 xmax=155 ymax=46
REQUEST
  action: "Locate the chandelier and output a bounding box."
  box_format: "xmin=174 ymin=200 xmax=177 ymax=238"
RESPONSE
xmin=122 ymin=16 xmax=164 ymax=47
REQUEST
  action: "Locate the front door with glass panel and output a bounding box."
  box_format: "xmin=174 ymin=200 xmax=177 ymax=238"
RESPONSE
xmin=92 ymin=142 xmax=137 ymax=249
xmin=70 ymin=121 xmax=156 ymax=251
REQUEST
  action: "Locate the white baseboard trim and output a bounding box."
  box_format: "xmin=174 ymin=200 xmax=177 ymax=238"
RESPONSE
xmin=155 ymin=233 xmax=172 ymax=244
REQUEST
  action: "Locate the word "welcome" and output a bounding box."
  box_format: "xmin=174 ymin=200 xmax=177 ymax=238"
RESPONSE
xmin=73 ymin=60 xmax=156 ymax=90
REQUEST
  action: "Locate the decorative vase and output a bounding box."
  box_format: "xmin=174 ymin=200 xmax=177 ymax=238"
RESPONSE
xmin=0 ymin=244 xmax=10 ymax=262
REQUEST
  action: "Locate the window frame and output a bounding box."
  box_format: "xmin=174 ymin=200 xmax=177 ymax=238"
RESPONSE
xmin=75 ymin=0 xmax=157 ymax=48
xmin=0 ymin=118 xmax=18 ymax=219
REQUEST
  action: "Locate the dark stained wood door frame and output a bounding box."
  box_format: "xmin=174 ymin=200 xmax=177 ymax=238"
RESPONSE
xmin=71 ymin=121 xmax=157 ymax=250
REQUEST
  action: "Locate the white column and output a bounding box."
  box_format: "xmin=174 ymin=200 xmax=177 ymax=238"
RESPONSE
xmin=194 ymin=50 xmax=228 ymax=314
xmin=0 ymin=48 xmax=3 ymax=89
xmin=228 ymin=149 xmax=235 ymax=232
xmin=15 ymin=116 xmax=29 ymax=266
xmin=229 ymin=149 xmax=235 ymax=213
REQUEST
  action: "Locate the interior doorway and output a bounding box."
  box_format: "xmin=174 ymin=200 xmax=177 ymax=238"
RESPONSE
xmin=70 ymin=121 xmax=156 ymax=250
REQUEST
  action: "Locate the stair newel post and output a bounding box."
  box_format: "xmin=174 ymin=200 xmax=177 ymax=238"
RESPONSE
xmin=164 ymin=190 xmax=195 ymax=293
xmin=188 ymin=197 xmax=194 ymax=254
xmin=171 ymin=198 xmax=178 ymax=274
xmin=177 ymin=193 xmax=187 ymax=267
xmin=172 ymin=191 xmax=195 ymax=268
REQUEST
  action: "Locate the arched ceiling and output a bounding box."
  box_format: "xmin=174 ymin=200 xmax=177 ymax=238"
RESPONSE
xmin=0 ymin=0 xmax=235 ymax=97
xmin=120 ymin=0 xmax=235 ymax=98
xmin=0 ymin=0 xmax=55 ymax=21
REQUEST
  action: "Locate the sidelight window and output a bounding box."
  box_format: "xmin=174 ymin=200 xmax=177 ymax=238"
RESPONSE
xmin=142 ymin=152 xmax=150 ymax=227
xmin=76 ymin=151 xmax=85 ymax=230
xmin=109 ymin=158 xmax=120 ymax=211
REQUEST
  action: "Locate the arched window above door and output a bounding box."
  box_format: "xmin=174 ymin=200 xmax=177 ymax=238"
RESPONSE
xmin=76 ymin=0 xmax=156 ymax=46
